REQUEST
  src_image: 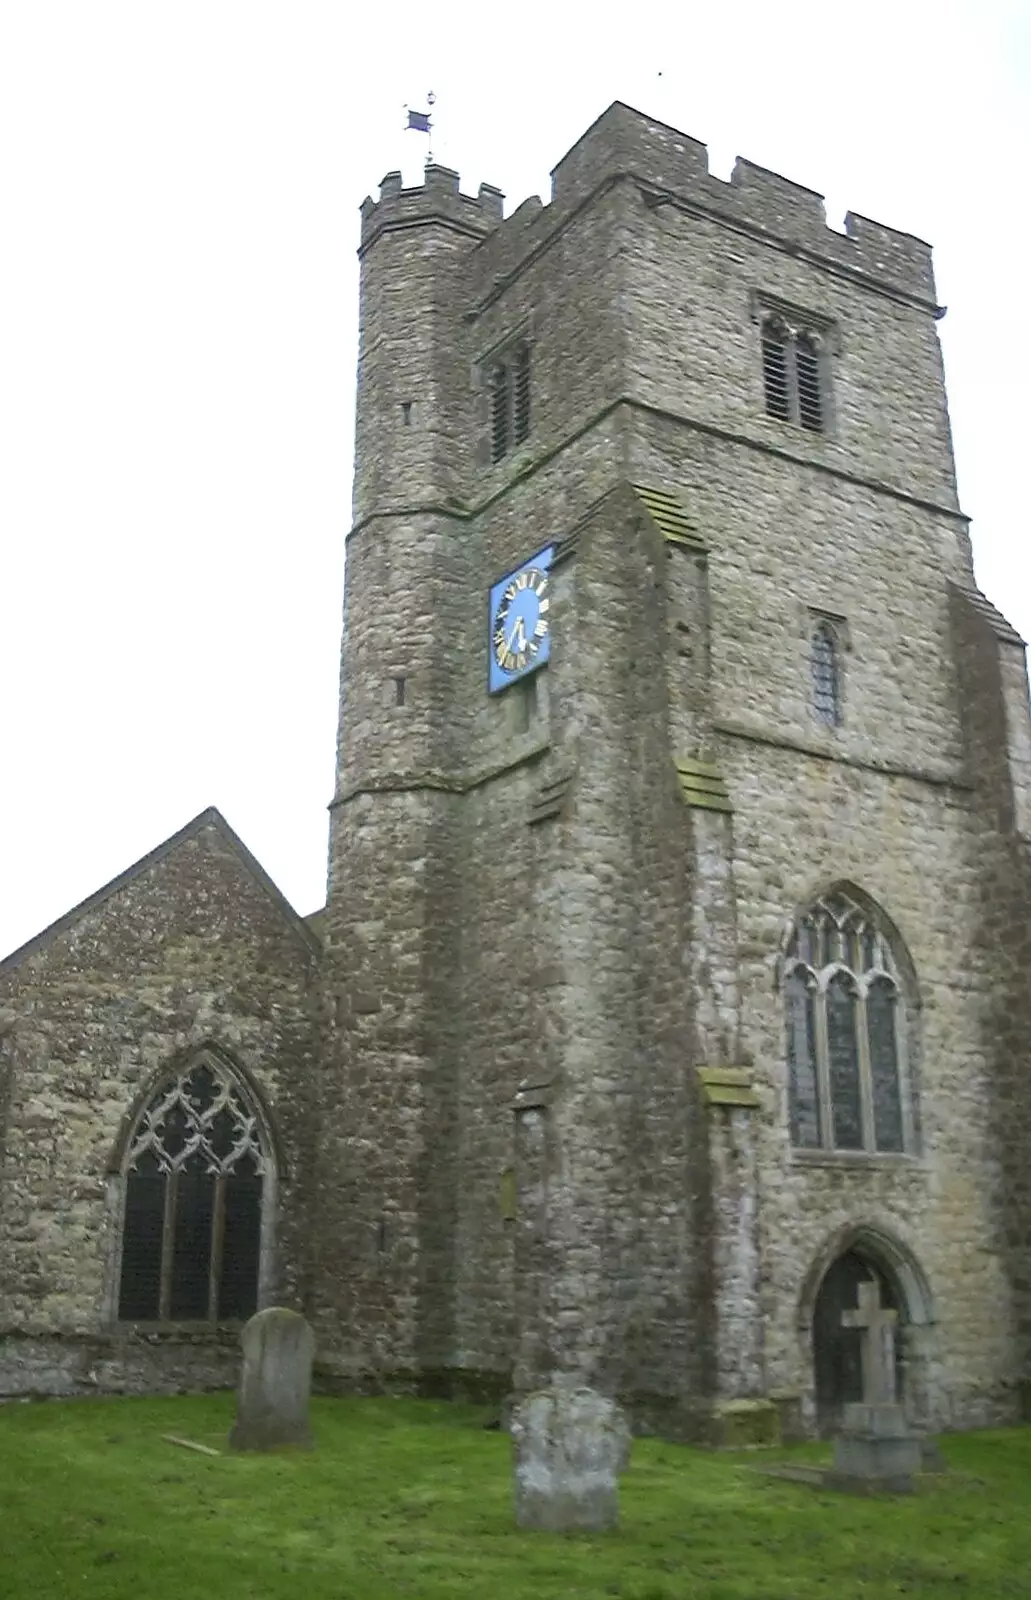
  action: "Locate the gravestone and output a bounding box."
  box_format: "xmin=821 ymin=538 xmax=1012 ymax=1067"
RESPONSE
xmin=830 ymin=1279 xmax=923 ymax=1491
xmin=228 ymin=1307 xmax=314 ymax=1451
xmin=511 ymin=1385 xmax=630 ymax=1531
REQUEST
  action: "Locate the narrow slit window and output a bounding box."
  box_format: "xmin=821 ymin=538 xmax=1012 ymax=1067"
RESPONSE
xmin=811 ymin=623 xmax=841 ymax=727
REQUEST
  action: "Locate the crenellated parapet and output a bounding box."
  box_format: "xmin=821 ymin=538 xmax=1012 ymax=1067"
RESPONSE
xmin=359 ymin=103 xmax=938 ymax=308
xmin=461 ymin=101 xmax=937 ymax=308
xmin=548 ymin=102 xmax=937 ymax=304
xmin=359 ymin=165 xmax=504 ymax=254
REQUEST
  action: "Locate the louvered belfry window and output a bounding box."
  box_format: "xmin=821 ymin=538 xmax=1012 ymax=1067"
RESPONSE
xmin=118 ymin=1057 xmax=268 ymax=1323
xmin=488 ymin=341 xmax=531 ymax=464
xmin=761 ymin=317 xmax=825 ymax=431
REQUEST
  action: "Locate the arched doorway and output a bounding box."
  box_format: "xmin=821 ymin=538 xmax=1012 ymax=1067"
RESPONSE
xmin=812 ymin=1249 xmax=903 ymax=1435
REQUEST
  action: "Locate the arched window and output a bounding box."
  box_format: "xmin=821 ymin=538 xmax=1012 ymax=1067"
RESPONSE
xmin=784 ymin=889 xmax=912 ymax=1153
xmin=811 ymin=622 xmax=841 ymax=726
xmin=117 ymin=1054 xmax=271 ymax=1323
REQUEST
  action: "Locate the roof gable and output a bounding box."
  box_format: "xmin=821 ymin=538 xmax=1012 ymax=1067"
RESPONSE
xmin=0 ymin=807 xmax=321 ymax=976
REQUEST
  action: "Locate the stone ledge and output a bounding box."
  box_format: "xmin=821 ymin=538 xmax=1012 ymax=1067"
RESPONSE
xmin=696 ymin=1066 xmax=759 ymax=1109
xmin=789 ymin=1149 xmax=925 ymax=1172
xmin=676 ymin=756 xmax=733 ymax=814
xmin=330 ymin=738 xmax=551 ymax=812
xmin=346 ymin=394 xmax=968 ymax=548
xmin=714 ymin=719 xmax=971 ymax=791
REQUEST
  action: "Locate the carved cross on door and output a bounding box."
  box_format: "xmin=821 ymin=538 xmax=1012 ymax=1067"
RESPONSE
xmin=841 ymin=1277 xmax=898 ymax=1404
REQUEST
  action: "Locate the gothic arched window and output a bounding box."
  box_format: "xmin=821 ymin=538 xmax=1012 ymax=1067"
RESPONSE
xmin=117 ymin=1055 xmax=271 ymax=1323
xmin=811 ymin=622 xmax=841 ymax=726
xmin=784 ymin=890 xmax=913 ymax=1154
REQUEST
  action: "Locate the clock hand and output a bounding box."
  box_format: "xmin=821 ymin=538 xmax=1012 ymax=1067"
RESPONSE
xmin=506 ymin=616 xmax=524 ymax=653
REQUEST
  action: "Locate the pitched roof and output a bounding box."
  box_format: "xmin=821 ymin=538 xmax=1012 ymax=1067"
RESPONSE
xmin=0 ymin=806 xmax=322 ymax=975
xmin=953 ymin=583 xmax=1026 ymax=648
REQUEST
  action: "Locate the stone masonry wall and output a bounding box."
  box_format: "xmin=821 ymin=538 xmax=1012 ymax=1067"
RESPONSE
xmin=949 ymin=587 xmax=1031 ymax=1409
xmin=9 ymin=104 xmax=1023 ymax=1431
xmin=616 ymin=127 xmax=1019 ymax=1425
xmin=0 ymin=814 xmax=319 ymax=1396
xmin=322 ymin=101 xmax=1026 ymax=1434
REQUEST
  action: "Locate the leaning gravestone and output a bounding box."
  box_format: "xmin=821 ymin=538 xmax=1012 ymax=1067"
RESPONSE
xmin=228 ymin=1307 xmax=314 ymax=1451
xmin=830 ymin=1279 xmax=923 ymax=1492
xmin=511 ymin=1386 xmax=630 ymax=1531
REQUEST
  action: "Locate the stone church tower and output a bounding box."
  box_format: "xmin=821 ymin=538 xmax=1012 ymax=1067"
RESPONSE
xmin=1 ymin=103 xmax=1029 ymax=1439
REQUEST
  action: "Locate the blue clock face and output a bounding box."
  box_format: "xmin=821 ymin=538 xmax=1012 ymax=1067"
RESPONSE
xmin=488 ymin=546 xmax=554 ymax=694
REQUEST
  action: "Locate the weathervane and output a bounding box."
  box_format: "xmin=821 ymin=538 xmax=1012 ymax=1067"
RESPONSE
xmin=405 ymin=91 xmax=436 ymax=165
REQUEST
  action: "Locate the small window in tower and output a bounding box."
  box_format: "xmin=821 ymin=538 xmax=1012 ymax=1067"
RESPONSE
xmin=758 ymin=311 xmax=829 ymax=433
xmin=485 ymin=339 xmax=532 ymax=465
xmin=811 ymin=621 xmax=842 ymax=727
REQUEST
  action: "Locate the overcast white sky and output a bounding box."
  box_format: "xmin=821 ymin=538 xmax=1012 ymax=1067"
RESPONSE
xmin=1 ymin=2 xmax=1028 ymax=959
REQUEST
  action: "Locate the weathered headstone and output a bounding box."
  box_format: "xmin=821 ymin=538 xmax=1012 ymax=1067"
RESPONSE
xmin=830 ymin=1279 xmax=923 ymax=1491
xmin=511 ymin=1385 xmax=630 ymax=1531
xmin=228 ymin=1307 xmax=314 ymax=1451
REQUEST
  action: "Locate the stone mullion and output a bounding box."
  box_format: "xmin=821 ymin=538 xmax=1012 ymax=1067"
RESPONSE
xmin=855 ymin=986 xmax=877 ymax=1153
xmin=208 ymin=1173 xmax=227 ymax=1322
xmin=159 ymin=1170 xmax=178 ymax=1322
xmin=785 ymin=336 xmax=801 ymax=426
xmin=894 ymin=993 xmax=917 ymax=1154
xmin=813 ymin=984 xmax=834 ymax=1148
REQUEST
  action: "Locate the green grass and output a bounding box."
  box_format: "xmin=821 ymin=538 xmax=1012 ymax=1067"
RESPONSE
xmin=1 ymin=1394 xmax=1029 ymax=1598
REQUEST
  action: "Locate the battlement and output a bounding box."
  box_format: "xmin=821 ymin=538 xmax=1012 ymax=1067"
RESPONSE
xmin=358 ymin=104 xmax=938 ymax=306
xmin=548 ymin=102 xmax=937 ymax=303
xmin=360 ymin=165 xmax=504 ymax=253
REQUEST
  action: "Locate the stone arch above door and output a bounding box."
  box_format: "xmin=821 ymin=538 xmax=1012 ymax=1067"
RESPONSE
xmin=798 ymin=1222 xmax=936 ymax=1435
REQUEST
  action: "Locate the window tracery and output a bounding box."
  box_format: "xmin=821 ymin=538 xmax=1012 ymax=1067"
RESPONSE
xmin=117 ymin=1055 xmax=269 ymax=1323
xmin=784 ymin=890 xmax=912 ymax=1154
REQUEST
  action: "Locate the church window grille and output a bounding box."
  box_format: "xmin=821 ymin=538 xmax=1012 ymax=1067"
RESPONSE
xmin=784 ymin=890 xmax=911 ymax=1154
xmin=487 ymin=341 xmax=531 ymax=464
xmin=117 ymin=1058 xmax=269 ymax=1323
xmin=761 ymin=316 xmax=826 ymax=432
xmin=811 ymin=622 xmax=842 ymax=726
